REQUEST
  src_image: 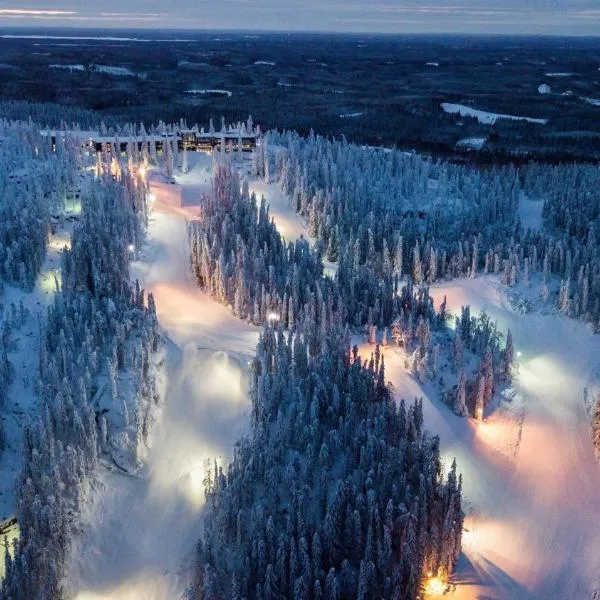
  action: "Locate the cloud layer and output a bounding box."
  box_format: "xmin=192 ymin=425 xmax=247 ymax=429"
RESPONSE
xmin=0 ymin=1 xmax=597 ymax=34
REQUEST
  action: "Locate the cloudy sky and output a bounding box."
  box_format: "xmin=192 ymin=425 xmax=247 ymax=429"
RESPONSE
xmin=0 ymin=1 xmax=598 ymax=35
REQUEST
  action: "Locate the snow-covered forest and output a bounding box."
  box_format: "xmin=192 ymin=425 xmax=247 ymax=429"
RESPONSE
xmin=194 ymin=325 xmax=463 ymax=600
xmin=260 ymin=131 xmax=600 ymax=331
xmin=0 ymin=109 xmax=596 ymax=600
xmin=0 ymin=135 xmax=160 ymax=598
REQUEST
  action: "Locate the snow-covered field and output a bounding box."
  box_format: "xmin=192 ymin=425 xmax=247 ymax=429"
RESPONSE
xmin=379 ymin=276 xmax=600 ymax=599
xmin=49 ymin=64 xmax=135 ymax=76
xmin=456 ymin=137 xmax=486 ymax=150
xmin=441 ymin=103 xmax=547 ymax=125
xmin=185 ymin=88 xmax=232 ymax=97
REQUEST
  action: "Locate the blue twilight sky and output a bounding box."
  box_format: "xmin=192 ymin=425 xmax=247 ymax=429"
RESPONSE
xmin=0 ymin=0 xmax=598 ymax=35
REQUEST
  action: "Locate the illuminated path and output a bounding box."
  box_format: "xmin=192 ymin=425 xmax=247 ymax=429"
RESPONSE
xmin=385 ymin=277 xmax=600 ymax=599
xmin=66 ymin=181 xmax=258 ymax=599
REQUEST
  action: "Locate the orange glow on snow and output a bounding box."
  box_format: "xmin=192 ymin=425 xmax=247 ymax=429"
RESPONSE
xmin=424 ymin=575 xmax=447 ymax=596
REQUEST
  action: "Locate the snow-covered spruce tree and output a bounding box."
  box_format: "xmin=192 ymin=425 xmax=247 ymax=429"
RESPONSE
xmin=192 ymin=324 xmax=463 ymax=600
xmin=262 ymin=131 xmax=600 ymax=329
xmin=1 ymin=169 xmax=160 ymax=600
xmin=0 ymin=120 xmax=80 ymax=291
xmin=188 ymin=158 xmax=335 ymax=330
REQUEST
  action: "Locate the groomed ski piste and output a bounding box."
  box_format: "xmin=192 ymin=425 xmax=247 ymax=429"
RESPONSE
xmin=63 ymin=152 xmax=600 ymax=599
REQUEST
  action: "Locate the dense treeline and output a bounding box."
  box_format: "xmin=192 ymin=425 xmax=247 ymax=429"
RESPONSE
xmin=194 ymin=326 xmax=463 ymax=600
xmin=0 ymin=120 xmax=80 ymax=292
xmin=189 ymin=161 xmax=341 ymax=339
xmin=1 ymin=167 xmax=160 ymax=599
xmin=261 ymin=131 xmax=600 ymax=330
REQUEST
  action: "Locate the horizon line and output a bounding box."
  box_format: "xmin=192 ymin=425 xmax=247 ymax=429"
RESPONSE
xmin=0 ymin=25 xmax=599 ymax=39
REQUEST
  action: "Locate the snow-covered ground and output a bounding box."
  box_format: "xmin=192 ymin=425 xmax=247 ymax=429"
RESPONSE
xmin=0 ymin=210 xmax=75 ymax=522
xmin=538 ymin=83 xmax=551 ymax=95
xmin=247 ymin=178 xmax=337 ymax=278
xmin=456 ymin=137 xmax=486 ymax=150
xmin=248 ymin=179 xmax=307 ymax=244
xmin=0 ymin=205 xmax=78 ymax=578
xmin=380 ymin=276 xmax=600 ymax=599
xmin=518 ymin=195 xmax=544 ymax=232
xmin=65 ymin=172 xmax=258 ymax=600
xmin=49 ymin=64 xmax=135 ymax=76
xmin=441 ymin=103 xmax=547 ymax=125
xmin=185 ymin=89 xmax=232 ymax=97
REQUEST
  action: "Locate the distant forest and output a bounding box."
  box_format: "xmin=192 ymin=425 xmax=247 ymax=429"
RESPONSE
xmin=0 ymin=30 xmax=599 ymax=162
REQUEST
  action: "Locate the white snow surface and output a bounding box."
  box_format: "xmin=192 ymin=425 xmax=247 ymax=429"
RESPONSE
xmin=254 ymin=60 xmax=276 ymax=66
xmin=65 ymin=176 xmax=258 ymax=599
xmin=49 ymin=64 xmax=135 ymax=76
xmin=456 ymin=137 xmax=486 ymax=150
xmin=379 ymin=276 xmax=600 ymax=599
xmin=185 ymin=88 xmax=232 ymax=97
xmin=441 ymin=103 xmax=547 ymax=125
xmin=538 ymin=83 xmax=551 ymax=95
xmin=518 ymin=194 xmax=544 ymax=232
xmin=0 ymin=211 xmax=75 ymax=523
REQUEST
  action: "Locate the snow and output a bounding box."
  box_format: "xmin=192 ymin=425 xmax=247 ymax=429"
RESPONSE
xmin=247 ymin=177 xmax=337 ymax=278
xmin=583 ymin=97 xmax=600 ymax=107
xmin=248 ymin=179 xmax=307 ymax=244
xmin=50 ymin=63 xmax=84 ymax=71
xmin=339 ymin=112 xmax=364 ymax=118
xmin=0 ymin=205 xmax=75 ymax=573
xmin=545 ymin=72 xmax=573 ymax=77
xmin=184 ymin=88 xmax=232 ymax=97
xmin=456 ymin=137 xmax=486 ymax=150
xmin=518 ymin=195 xmax=544 ymax=231
xmin=441 ymin=103 xmax=547 ymax=125
xmin=538 ymin=83 xmax=551 ymax=95
xmin=380 ymin=276 xmax=600 ymax=599
xmin=95 ymin=65 xmax=135 ymax=77
xmin=65 ymin=170 xmax=259 ymax=600
xmin=254 ymin=60 xmax=276 ymax=66
xmin=49 ymin=64 xmax=135 ymax=76
xmin=426 ymin=62 xmax=440 ymax=67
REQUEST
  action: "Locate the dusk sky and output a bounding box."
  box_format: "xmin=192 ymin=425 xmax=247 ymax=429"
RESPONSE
xmin=0 ymin=1 xmax=598 ymax=35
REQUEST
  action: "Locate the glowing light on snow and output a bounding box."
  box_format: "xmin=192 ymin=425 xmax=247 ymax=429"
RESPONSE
xmin=267 ymin=311 xmax=280 ymax=323
xmin=148 ymin=192 xmax=156 ymax=203
xmin=128 ymin=244 xmax=135 ymax=253
xmin=424 ymin=574 xmax=446 ymax=596
xmin=138 ymin=164 xmax=147 ymax=180
xmin=517 ymin=351 xmax=522 ymax=358
xmin=48 ymin=233 xmax=71 ymax=252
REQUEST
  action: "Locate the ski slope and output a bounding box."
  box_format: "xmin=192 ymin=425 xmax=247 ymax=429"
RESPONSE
xmin=383 ymin=276 xmax=600 ymax=599
xmin=65 ymin=178 xmax=258 ymax=600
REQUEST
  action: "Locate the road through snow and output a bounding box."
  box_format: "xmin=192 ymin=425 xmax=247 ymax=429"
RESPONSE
xmin=66 ymin=186 xmax=258 ymax=600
